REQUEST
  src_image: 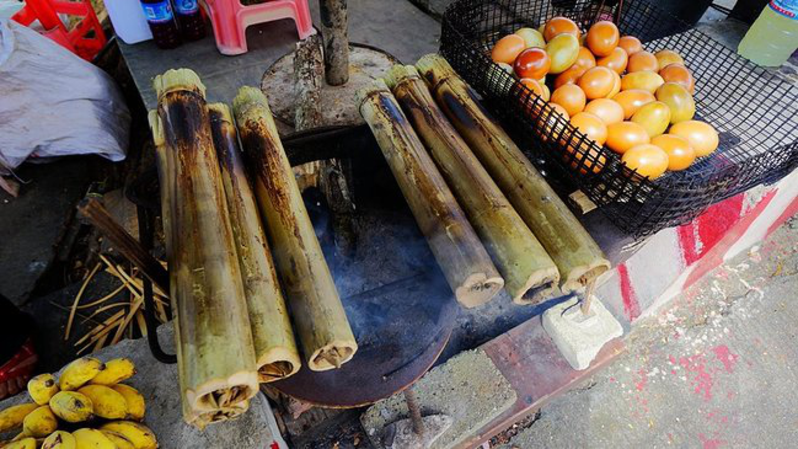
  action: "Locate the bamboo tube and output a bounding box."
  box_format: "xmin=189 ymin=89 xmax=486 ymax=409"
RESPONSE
xmin=384 ymin=65 xmax=560 ymax=304
xmin=232 ymin=87 xmax=357 ymax=372
xmin=416 ymin=55 xmax=611 ymax=294
xmin=152 ymin=69 xmax=258 ymax=428
xmin=208 ymin=103 xmax=301 ymax=383
xmin=356 ymin=80 xmax=504 ymax=308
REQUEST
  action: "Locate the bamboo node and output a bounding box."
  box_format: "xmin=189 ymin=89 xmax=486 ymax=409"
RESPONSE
xmin=153 ymin=68 xmax=207 ymax=100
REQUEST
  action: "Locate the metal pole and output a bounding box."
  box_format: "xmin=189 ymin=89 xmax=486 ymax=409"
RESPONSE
xmin=403 ymin=388 xmax=425 ymax=437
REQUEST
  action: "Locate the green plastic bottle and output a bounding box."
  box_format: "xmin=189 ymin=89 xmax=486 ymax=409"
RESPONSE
xmin=737 ymin=0 xmax=798 ymax=67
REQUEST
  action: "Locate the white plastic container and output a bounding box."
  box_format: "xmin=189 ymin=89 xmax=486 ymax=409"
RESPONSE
xmin=105 ymin=0 xmax=153 ymax=44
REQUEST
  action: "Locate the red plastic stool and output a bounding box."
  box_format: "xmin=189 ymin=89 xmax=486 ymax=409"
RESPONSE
xmin=12 ymin=0 xmax=107 ymax=61
xmin=204 ymin=0 xmax=314 ymax=55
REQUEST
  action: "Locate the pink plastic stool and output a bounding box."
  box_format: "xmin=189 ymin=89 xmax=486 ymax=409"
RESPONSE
xmin=204 ymin=0 xmax=314 ymax=55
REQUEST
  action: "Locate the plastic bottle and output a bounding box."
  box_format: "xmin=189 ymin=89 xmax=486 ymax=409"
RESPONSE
xmin=173 ymin=0 xmax=206 ymax=42
xmin=105 ymin=0 xmax=153 ymax=44
xmin=737 ymin=0 xmax=798 ymax=67
xmin=140 ymin=0 xmax=182 ymax=49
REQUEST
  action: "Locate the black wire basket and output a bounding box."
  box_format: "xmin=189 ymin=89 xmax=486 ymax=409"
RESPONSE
xmin=440 ymin=0 xmax=798 ymax=237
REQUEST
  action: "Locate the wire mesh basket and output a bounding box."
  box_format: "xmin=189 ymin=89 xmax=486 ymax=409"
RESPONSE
xmin=440 ymin=0 xmax=798 ymax=237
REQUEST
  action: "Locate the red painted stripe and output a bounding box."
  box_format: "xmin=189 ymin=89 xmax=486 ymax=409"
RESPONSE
xmin=618 ymin=263 xmax=641 ymax=321
xmin=677 ymin=194 xmax=745 ymax=266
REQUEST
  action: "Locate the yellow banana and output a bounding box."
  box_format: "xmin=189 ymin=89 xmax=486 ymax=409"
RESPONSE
xmin=21 ymin=406 xmax=58 ymax=438
xmin=59 ymin=358 xmax=105 ymax=391
xmin=27 ymin=374 xmax=60 ymax=406
xmin=0 ymin=403 xmax=39 ymax=432
xmin=72 ymin=429 xmax=115 ymax=449
xmin=3 ymin=437 xmax=37 ymax=449
xmin=42 ymin=431 xmax=76 ymax=449
xmin=49 ymin=391 xmax=93 ymax=423
xmin=89 ymin=359 xmax=136 ymax=386
xmin=99 ymin=431 xmax=135 ymax=449
xmin=110 ymin=385 xmax=145 ymax=421
xmin=98 ymin=421 xmax=158 ymax=449
xmin=76 ymin=385 xmax=127 ymax=420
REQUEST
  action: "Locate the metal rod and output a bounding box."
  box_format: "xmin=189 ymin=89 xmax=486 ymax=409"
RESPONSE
xmin=581 ymin=278 xmax=596 ymax=315
xmin=403 ymin=388 xmax=425 ymax=437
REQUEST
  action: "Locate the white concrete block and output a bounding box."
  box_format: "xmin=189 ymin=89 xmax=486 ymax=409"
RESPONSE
xmin=543 ymin=296 xmax=624 ymax=370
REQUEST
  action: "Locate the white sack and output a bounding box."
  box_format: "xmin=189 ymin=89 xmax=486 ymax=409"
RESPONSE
xmin=0 ymin=19 xmax=130 ymax=173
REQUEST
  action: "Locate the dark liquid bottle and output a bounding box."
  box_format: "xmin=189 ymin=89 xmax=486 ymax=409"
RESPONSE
xmin=174 ymin=0 xmax=206 ymax=42
xmin=140 ymin=0 xmax=181 ymax=49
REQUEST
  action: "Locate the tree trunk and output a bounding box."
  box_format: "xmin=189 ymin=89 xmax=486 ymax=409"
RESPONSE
xmin=357 ymin=80 xmax=504 ymax=308
xmin=416 ymin=55 xmax=611 ymax=294
xmin=384 ymin=65 xmax=560 ymax=305
xmin=233 ymin=87 xmax=357 ymax=372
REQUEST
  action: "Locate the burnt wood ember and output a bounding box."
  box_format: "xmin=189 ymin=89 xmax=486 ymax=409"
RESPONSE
xmin=357 ymin=80 xmax=504 ymax=309
xmin=385 ymin=64 xmax=560 ymax=305
xmin=209 ymin=103 xmax=302 ymax=383
xmin=416 ymin=55 xmax=611 ymax=295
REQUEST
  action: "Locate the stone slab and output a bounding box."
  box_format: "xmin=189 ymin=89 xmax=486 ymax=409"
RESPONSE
xmin=0 ymin=324 xmax=286 ymax=449
xmin=361 ymin=349 xmax=517 ymax=449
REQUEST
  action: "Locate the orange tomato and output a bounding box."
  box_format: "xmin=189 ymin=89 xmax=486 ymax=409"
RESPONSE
xmin=543 ymin=17 xmax=581 ymax=42
xmin=631 ymin=101 xmax=671 ymax=137
xmin=655 ymin=50 xmax=684 ymax=70
xmin=551 ymin=84 xmax=587 ymax=117
xmin=570 ymin=112 xmax=608 ymax=146
xmin=573 ymin=47 xmax=597 ymax=71
xmin=669 ymin=120 xmax=719 ymax=157
xmin=578 ymin=66 xmax=615 ymax=99
xmin=597 ymin=47 xmax=628 ymax=74
xmin=491 ymin=34 xmax=526 ymax=64
xmin=621 ymin=71 xmax=665 ymax=94
xmin=627 ymin=51 xmax=659 ymax=73
xmin=659 ymin=63 xmax=695 ymax=94
xmin=656 ymin=82 xmax=695 ymax=124
xmin=606 ymin=71 xmax=622 ymax=98
xmin=606 ymin=121 xmax=650 ymax=154
xmin=514 ymin=47 xmax=551 ymax=79
xmin=613 ymin=89 xmax=655 ymax=119
xmin=567 ymin=141 xmax=606 ymax=174
xmin=586 ymin=21 xmax=619 ymax=57
xmin=622 ymin=144 xmax=669 ymax=179
xmin=651 ymin=134 xmax=696 ymax=170
xmin=618 ymin=36 xmax=642 ymax=55
xmin=537 ymin=103 xmax=570 ymax=142
xmin=554 ymin=66 xmax=587 ymax=89
xmin=584 ymin=98 xmax=624 ymax=125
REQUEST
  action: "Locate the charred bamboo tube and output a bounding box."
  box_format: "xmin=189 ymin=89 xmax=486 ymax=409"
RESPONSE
xmin=208 ymin=103 xmax=302 ymax=383
xmin=232 ymin=87 xmax=357 ymax=372
xmin=384 ymin=65 xmax=560 ymax=304
xmin=416 ymin=55 xmax=611 ymax=293
xmin=356 ymin=80 xmax=504 ymax=308
xmin=152 ymin=69 xmax=258 ymax=428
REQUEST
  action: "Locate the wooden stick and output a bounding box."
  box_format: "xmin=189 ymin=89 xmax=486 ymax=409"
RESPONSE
xmin=385 ymin=65 xmax=560 ymax=305
xmin=77 ymin=199 xmax=170 ymax=294
xmin=233 ymin=87 xmax=357 ymax=372
xmin=153 ymin=69 xmax=259 ymax=428
xmin=356 ymin=80 xmax=504 ymax=308
xmin=65 ymin=262 xmax=102 ymax=340
xmin=416 ymin=55 xmax=611 ymax=294
xmin=320 ymin=0 xmax=350 ymax=86
xmin=581 ymin=278 xmax=596 ymax=315
xmin=208 ymin=102 xmax=302 ymax=383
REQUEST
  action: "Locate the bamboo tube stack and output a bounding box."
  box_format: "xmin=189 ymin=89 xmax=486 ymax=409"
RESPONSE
xmin=416 ymin=54 xmax=611 ymax=295
xmin=208 ymin=103 xmax=301 ymax=383
xmin=384 ymin=65 xmax=560 ymax=305
xmin=232 ymin=87 xmax=357 ymax=372
xmin=356 ymin=80 xmax=504 ymax=308
xmin=152 ymin=70 xmax=258 ymax=428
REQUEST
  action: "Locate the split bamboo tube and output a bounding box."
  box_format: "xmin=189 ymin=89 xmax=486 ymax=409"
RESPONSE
xmin=384 ymin=65 xmax=559 ymax=304
xmin=208 ymin=103 xmax=302 ymax=383
xmin=232 ymin=87 xmax=356 ymax=372
xmin=356 ymin=79 xmax=504 ymax=308
xmin=152 ymin=69 xmax=258 ymax=428
xmin=416 ymin=55 xmax=611 ymax=294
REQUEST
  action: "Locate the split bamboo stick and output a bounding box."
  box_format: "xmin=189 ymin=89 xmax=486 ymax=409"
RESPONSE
xmin=356 ymin=80 xmax=504 ymax=308
xmin=416 ymin=55 xmax=611 ymax=294
xmin=152 ymin=69 xmax=258 ymax=428
xmin=208 ymin=103 xmax=301 ymax=383
xmin=384 ymin=65 xmax=560 ymax=304
xmin=232 ymin=87 xmax=357 ymax=372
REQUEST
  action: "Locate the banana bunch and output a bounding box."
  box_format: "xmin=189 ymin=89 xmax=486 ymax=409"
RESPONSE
xmin=0 ymin=357 xmax=158 ymax=449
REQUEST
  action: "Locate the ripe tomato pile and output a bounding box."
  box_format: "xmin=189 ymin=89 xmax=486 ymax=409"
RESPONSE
xmin=490 ymin=17 xmax=719 ymax=180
